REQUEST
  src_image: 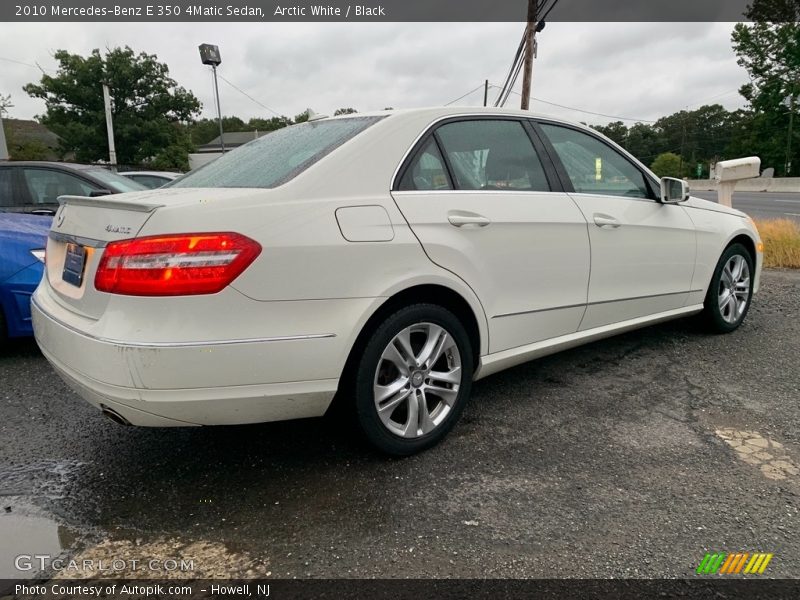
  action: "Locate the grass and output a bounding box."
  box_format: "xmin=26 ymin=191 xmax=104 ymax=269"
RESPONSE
xmin=753 ymin=218 xmax=800 ymax=268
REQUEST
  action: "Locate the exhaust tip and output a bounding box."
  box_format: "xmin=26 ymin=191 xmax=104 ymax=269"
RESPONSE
xmin=100 ymin=404 xmax=131 ymax=426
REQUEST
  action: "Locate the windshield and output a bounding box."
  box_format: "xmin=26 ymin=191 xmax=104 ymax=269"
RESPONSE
xmin=171 ymin=117 xmax=384 ymax=189
xmin=86 ymin=169 xmax=148 ymax=193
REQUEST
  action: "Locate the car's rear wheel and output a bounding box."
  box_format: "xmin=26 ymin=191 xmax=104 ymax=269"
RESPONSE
xmin=701 ymin=243 xmax=754 ymax=333
xmin=353 ymin=304 xmax=473 ymax=456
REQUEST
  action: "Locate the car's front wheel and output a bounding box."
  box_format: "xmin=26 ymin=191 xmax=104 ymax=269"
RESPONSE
xmin=701 ymin=243 xmax=754 ymax=333
xmin=353 ymin=304 xmax=473 ymax=456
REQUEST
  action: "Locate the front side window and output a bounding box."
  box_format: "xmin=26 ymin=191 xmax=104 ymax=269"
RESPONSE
xmin=172 ymin=117 xmax=383 ymax=189
xmin=539 ymin=124 xmax=651 ymax=199
xmin=21 ymin=169 xmax=95 ymax=205
xmin=435 ymin=120 xmax=551 ymax=192
xmin=398 ymin=138 xmax=452 ymax=191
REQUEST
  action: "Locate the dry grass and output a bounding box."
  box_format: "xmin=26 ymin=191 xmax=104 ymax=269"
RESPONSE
xmin=753 ymin=218 xmax=800 ymax=268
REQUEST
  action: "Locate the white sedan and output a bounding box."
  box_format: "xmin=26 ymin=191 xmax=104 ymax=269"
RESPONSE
xmin=32 ymin=107 xmax=762 ymax=455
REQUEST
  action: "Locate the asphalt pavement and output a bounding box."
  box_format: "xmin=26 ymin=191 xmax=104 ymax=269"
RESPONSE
xmin=1 ymin=270 xmax=799 ymax=579
xmin=691 ymin=190 xmax=800 ymax=222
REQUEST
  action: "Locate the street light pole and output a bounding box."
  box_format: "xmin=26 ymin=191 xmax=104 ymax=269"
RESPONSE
xmin=211 ymin=64 xmax=225 ymax=153
xmin=199 ymin=44 xmax=225 ymax=154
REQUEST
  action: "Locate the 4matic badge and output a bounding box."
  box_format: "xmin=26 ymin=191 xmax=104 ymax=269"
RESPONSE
xmin=105 ymin=225 xmax=132 ymax=235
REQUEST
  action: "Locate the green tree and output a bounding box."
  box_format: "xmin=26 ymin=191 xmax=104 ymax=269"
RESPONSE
xmin=333 ymin=107 xmax=358 ymax=116
xmin=8 ymin=138 xmax=50 ymax=160
xmin=0 ymin=93 xmax=12 ymax=117
xmin=650 ymin=152 xmax=683 ymax=178
xmin=293 ymin=110 xmax=310 ymax=123
xmin=247 ymin=116 xmax=292 ymax=132
xmin=24 ymin=46 xmax=201 ymax=167
xmin=625 ymin=122 xmax=660 ymax=164
xmin=732 ymin=1 xmax=800 ymax=174
xmin=188 ymin=116 xmax=247 ymax=145
xmin=592 ymin=121 xmax=628 ymax=146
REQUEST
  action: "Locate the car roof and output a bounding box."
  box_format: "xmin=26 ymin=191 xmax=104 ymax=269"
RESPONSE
xmin=0 ymin=160 xmax=102 ymax=171
xmin=324 ymin=106 xmax=584 ymax=126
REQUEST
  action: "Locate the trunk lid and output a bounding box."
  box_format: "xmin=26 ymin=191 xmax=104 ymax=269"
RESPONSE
xmin=43 ymin=188 xmax=229 ymax=319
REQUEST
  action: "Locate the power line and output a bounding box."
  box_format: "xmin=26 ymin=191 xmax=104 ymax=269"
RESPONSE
xmin=685 ymin=89 xmax=741 ymax=109
xmin=490 ymin=84 xmax=658 ymax=122
xmin=216 ymin=73 xmax=283 ymax=117
xmin=445 ymin=83 xmax=486 ymax=106
xmin=0 ymin=56 xmax=55 ymax=73
xmin=494 ymin=27 xmax=527 ymax=107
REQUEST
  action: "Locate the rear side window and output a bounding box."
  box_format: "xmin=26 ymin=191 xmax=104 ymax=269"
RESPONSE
xmin=21 ymin=168 xmax=95 ymax=204
xmin=172 ymin=117 xmax=384 ymax=189
xmin=435 ymin=120 xmax=551 ymax=192
xmin=398 ymin=138 xmax=452 ymax=191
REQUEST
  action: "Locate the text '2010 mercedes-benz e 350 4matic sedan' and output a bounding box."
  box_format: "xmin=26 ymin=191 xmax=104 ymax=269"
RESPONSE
xmin=33 ymin=107 xmax=762 ymax=455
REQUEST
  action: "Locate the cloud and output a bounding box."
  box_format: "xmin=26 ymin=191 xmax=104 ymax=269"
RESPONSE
xmin=0 ymin=21 xmax=749 ymax=126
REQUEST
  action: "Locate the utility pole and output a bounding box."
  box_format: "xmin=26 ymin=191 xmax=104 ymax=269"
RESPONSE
xmin=483 ymin=79 xmax=489 ymax=107
xmin=520 ymin=0 xmax=537 ymax=110
xmin=102 ymin=83 xmax=117 ymax=169
xmin=786 ymin=85 xmax=796 ymax=176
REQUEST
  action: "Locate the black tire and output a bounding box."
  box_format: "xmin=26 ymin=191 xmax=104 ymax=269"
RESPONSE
xmin=352 ymin=303 xmax=473 ymax=456
xmin=701 ymin=243 xmax=755 ymax=333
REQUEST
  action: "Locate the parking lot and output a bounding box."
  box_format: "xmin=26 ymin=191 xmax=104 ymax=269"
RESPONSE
xmin=1 ymin=270 xmax=799 ymax=579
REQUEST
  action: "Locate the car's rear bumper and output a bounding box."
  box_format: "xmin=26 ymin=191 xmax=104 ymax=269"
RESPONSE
xmin=31 ymin=290 xmax=374 ymax=426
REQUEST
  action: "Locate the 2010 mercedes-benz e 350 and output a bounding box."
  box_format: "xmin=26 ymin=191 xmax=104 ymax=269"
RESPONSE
xmin=33 ymin=107 xmax=762 ymax=455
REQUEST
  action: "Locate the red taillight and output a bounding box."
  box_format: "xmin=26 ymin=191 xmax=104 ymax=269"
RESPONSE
xmin=95 ymin=232 xmax=262 ymax=296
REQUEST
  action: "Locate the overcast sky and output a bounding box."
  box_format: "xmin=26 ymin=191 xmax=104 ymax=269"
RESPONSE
xmin=1 ymin=22 xmax=750 ymax=126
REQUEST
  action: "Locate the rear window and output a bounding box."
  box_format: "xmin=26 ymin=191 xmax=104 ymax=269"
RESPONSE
xmin=171 ymin=117 xmax=383 ymax=189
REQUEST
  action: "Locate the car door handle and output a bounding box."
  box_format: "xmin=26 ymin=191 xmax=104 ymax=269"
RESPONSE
xmin=447 ymin=212 xmax=491 ymax=228
xmin=593 ymin=214 xmax=620 ymax=228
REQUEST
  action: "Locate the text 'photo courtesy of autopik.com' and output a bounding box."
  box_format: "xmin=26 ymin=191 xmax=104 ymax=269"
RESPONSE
xmin=1 ymin=0 xmax=800 ymax=598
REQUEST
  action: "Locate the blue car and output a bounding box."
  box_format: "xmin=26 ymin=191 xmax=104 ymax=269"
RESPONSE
xmin=0 ymin=212 xmax=50 ymax=339
xmin=0 ymin=161 xmax=146 ymax=340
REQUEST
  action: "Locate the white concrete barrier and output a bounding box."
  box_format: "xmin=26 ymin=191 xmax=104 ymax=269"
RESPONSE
xmin=688 ymin=178 xmax=800 ymax=193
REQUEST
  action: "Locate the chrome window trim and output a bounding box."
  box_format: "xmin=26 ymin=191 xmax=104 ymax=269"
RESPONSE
xmin=390 ymin=112 xmax=551 ymax=192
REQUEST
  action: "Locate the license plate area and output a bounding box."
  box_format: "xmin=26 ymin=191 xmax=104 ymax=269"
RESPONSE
xmin=62 ymin=243 xmax=87 ymax=287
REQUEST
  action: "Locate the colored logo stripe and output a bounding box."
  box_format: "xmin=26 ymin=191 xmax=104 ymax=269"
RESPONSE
xmin=698 ymin=552 xmax=773 ymax=575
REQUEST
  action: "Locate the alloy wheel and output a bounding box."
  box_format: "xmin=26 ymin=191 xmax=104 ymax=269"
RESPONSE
xmin=373 ymin=322 xmax=462 ymax=438
xmin=717 ymin=254 xmax=751 ymax=324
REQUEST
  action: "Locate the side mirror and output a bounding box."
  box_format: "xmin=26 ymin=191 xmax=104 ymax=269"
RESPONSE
xmin=659 ymin=177 xmax=689 ymax=204
xmin=89 ymin=188 xmax=112 ymax=198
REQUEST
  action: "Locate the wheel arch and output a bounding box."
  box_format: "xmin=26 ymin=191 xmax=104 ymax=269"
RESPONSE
xmin=726 ymin=232 xmax=757 ymax=262
xmin=338 ymin=283 xmax=487 ymax=397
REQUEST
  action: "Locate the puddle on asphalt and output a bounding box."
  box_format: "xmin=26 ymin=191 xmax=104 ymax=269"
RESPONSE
xmin=0 ymin=512 xmax=75 ymax=578
xmin=0 ymin=460 xmax=84 ymax=499
xmin=716 ymin=428 xmax=799 ymax=480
